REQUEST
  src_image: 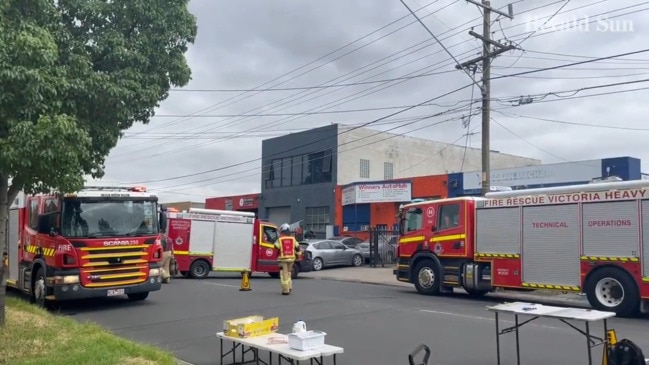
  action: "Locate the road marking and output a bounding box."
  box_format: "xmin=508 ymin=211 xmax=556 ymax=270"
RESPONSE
xmin=418 ymin=309 xmax=562 ymax=330
xmin=203 ymin=282 xmax=240 ymax=289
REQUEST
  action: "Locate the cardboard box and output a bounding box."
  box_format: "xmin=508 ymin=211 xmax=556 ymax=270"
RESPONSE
xmin=223 ymin=315 xmax=279 ymax=338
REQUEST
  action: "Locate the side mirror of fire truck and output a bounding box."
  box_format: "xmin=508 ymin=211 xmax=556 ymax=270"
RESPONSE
xmin=159 ymin=210 xmax=168 ymax=233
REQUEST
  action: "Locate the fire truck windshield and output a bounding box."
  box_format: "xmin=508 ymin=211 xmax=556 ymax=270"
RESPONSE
xmin=60 ymin=199 xmax=159 ymax=238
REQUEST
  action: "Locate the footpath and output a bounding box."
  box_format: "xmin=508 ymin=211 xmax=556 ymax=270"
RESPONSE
xmin=301 ymin=265 xmax=589 ymax=308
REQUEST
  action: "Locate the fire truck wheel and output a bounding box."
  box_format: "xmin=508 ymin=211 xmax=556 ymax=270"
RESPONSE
xmin=413 ymin=260 xmax=441 ymax=295
xmin=31 ymin=267 xmax=47 ymax=308
xmin=189 ymin=259 xmax=210 ymax=279
xmin=268 ymin=272 xmax=280 ymax=278
xmin=584 ymin=266 xmax=640 ymax=317
xmin=127 ymin=292 xmax=149 ymax=301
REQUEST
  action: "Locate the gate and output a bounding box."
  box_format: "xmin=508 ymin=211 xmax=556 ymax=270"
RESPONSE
xmin=367 ymin=226 xmax=399 ymax=268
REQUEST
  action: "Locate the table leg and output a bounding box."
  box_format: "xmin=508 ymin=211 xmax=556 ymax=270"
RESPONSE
xmin=515 ymin=314 xmax=521 ymax=365
xmin=603 ymin=319 xmax=609 ymax=362
xmin=495 ymin=312 xmax=501 ymax=365
xmin=585 ymin=322 xmax=593 ymax=365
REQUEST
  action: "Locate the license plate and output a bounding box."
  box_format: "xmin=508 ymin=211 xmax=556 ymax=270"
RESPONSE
xmin=107 ymin=289 xmax=125 ymax=297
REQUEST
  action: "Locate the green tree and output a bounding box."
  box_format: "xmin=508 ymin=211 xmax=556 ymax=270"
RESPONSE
xmin=0 ymin=0 xmax=197 ymax=326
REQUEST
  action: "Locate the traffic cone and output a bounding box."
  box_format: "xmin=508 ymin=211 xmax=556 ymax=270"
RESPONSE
xmin=239 ymin=271 xmax=251 ymax=291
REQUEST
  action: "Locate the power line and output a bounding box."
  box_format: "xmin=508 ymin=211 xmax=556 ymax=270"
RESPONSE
xmin=152 ymin=110 xmax=481 ymax=193
xmin=112 ymin=0 xmax=580 ymax=157
xmin=124 ymin=51 xmax=649 ymax=186
xmin=492 ymin=111 xmax=649 ymax=131
xmin=164 ymin=69 xmax=456 ymax=93
xmin=491 ymin=117 xmax=568 ymax=162
xmin=150 ymin=77 xmax=649 ymax=190
xmin=123 ymin=0 xmax=454 ymax=139
xmin=116 ymin=0 xmax=623 ymax=161
xmin=122 ymin=83 xmax=476 ymax=184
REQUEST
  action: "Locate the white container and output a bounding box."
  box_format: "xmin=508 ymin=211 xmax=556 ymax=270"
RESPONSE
xmin=288 ymin=330 xmax=327 ymax=351
xmin=292 ymin=320 xmax=307 ymax=334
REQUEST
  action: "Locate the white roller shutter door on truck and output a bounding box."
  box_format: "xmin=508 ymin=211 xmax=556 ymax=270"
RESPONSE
xmin=642 ymin=201 xmax=649 ymax=279
xmin=7 ymin=208 xmax=19 ymax=282
xmin=476 ymin=207 xmax=521 ymax=256
xmin=582 ymin=201 xmax=640 ymax=258
xmin=522 ymin=204 xmax=581 ymax=287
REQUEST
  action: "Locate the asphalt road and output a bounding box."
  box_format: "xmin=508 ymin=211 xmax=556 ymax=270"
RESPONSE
xmin=41 ymin=274 xmax=649 ymax=365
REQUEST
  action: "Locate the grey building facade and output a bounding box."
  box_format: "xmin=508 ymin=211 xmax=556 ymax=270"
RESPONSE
xmin=259 ymin=124 xmax=338 ymax=237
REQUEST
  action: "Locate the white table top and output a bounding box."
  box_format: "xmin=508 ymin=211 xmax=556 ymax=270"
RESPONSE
xmin=216 ymin=332 xmax=344 ymax=360
xmin=487 ymin=302 xmax=616 ymax=322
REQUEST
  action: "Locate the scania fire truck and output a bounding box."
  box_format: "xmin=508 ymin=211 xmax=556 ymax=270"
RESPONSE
xmin=3 ymin=185 xmax=166 ymax=307
xmin=168 ymin=208 xmax=311 ymax=279
xmin=394 ymin=180 xmax=649 ymax=317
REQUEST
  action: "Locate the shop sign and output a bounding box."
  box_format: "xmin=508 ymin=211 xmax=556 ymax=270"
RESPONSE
xmin=462 ymin=160 xmax=602 ymax=190
xmin=342 ymin=182 xmax=412 ymax=205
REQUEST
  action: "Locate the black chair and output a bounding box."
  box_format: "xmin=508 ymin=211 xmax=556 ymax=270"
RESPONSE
xmin=408 ymin=344 xmax=431 ymax=365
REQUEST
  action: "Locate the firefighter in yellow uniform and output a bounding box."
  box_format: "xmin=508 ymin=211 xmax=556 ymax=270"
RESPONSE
xmin=275 ymin=223 xmax=301 ymax=295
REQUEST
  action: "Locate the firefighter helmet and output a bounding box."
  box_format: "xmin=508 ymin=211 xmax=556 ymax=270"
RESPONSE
xmin=279 ymin=223 xmax=291 ymax=234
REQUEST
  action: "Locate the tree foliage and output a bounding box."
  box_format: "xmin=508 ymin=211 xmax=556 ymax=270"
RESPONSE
xmin=0 ymin=0 xmax=197 ymax=199
xmin=0 ymin=0 xmax=197 ymax=324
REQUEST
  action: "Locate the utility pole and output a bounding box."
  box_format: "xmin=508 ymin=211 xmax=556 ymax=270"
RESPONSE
xmin=456 ymin=1 xmax=515 ymax=195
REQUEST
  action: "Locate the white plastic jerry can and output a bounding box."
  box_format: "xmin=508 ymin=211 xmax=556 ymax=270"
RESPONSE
xmin=292 ymin=320 xmax=307 ymax=334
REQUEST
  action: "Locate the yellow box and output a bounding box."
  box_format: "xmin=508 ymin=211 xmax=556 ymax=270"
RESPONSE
xmin=223 ymin=316 xmax=279 ymax=338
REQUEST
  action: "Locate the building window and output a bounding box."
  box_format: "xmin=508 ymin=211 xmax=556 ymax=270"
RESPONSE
xmin=384 ymin=162 xmax=393 ymax=180
xmin=291 ymin=156 xmax=302 ymax=186
xmin=305 ymin=206 xmax=330 ymax=234
xmin=265 ymin=149 xmax=333 ymax=189
xmin=270 ymin=159 xmax=281 ymax=188
xmin=281 ymin=157 xmax=291 ymax=187
xmin=360 ymin=159 xmax=370 ymax=179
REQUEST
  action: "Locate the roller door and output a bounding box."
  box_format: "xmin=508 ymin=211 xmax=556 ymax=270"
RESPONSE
xmin=267 ymin=206 xmax=291 ymax=226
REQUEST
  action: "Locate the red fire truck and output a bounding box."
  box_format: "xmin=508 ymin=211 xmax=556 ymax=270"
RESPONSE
xmin=3 ymin=185 xmax=166 ymax=307
xmin=168 ymin=208 xmax=311 ymax=279
xmin=394 ymin=180 xmax=649 ymax=317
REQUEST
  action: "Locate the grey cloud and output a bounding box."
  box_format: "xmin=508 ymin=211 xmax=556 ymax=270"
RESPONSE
xmin=101 ymin=0 xmax=649 ymax=202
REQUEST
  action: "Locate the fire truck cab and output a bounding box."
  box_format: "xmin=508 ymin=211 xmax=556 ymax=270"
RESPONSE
xmin=394 ymin=180 xmax=649 ymax=317
xmin=167 ymin=208 xmax=311 ymax=279
xmin=4 ymin=185 xmax=165 ymax=307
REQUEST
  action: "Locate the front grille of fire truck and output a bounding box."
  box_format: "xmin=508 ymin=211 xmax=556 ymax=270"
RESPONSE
xmin=79 ymin=245 xmax=149 ymax=288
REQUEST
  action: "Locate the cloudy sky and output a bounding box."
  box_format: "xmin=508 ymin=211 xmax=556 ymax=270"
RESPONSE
xmin=101 ymin=0 xmax=649 ymax=203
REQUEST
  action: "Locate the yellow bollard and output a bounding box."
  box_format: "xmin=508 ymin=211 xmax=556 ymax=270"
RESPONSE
xmin=239 ymin=271 xmax=251 ymax=291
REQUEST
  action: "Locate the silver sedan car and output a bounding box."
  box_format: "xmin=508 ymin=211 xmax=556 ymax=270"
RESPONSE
xmin=301 ymin=239 xmax=364 ymax=271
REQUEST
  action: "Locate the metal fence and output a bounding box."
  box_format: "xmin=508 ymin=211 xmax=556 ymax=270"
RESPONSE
xmin=367 ymin=227 xmax=399 ymax=268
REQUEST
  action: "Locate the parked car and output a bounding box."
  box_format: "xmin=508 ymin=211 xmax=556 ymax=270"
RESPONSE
xmin=357 ymin=236 xmax=397 ymax=264
xmin=301 ymin=239 xmax=364 ymax=271
xmin=327 ymin=235 xmax=364 ymax=248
